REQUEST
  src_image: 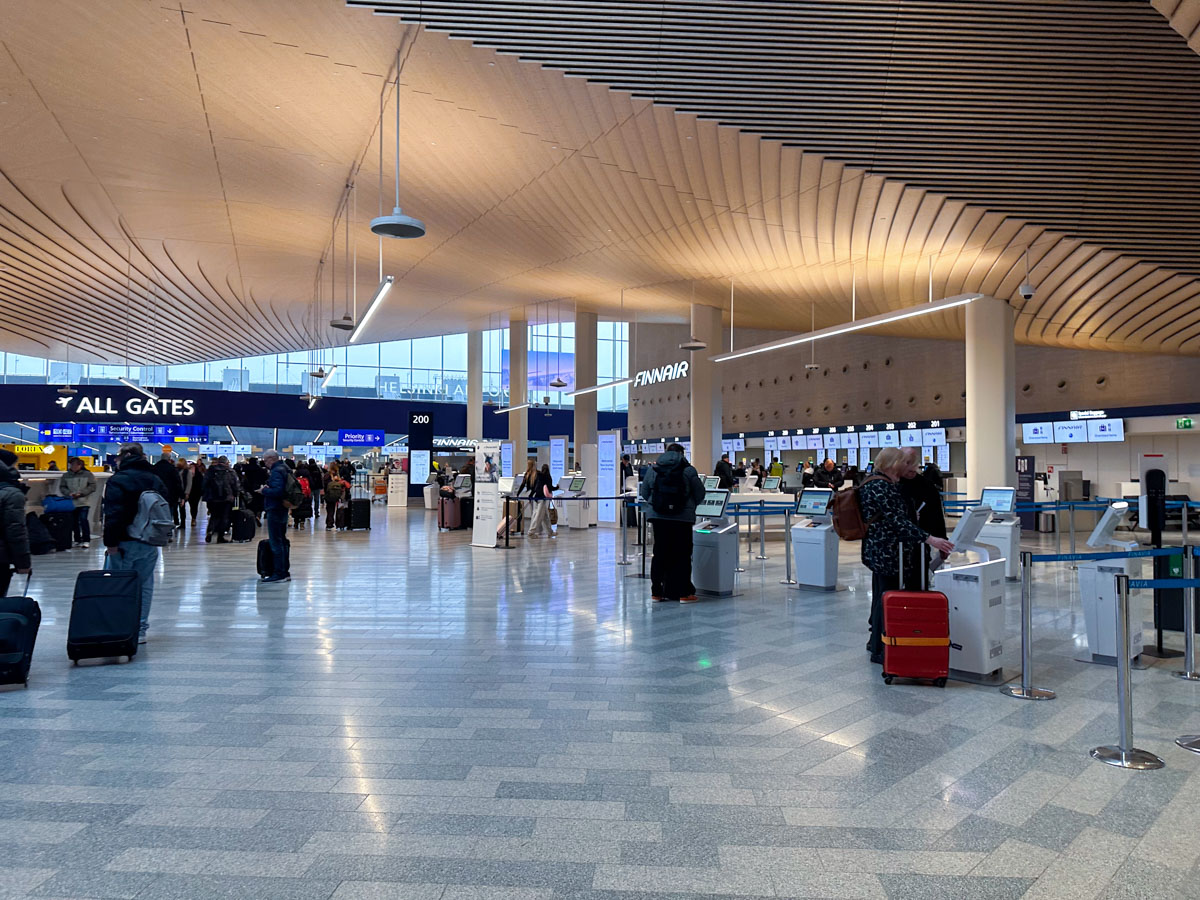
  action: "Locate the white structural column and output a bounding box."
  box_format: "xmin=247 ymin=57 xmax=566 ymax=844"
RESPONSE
xmin=508 ymin=318 xmax=528 ymax=467
xmin=573 ymin=311 xmax=598 ymax=450
xmin=467 ymin=329 xmax=483 ymax=441
xmin=689 ymin=303 xmax=724 ymax=473
xmin=965 ymin=296 xmax=1016 ymax=499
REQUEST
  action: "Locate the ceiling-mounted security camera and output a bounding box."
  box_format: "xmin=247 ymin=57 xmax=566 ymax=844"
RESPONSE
xmin=1019 ymin=281 xmax=1035 ymax=301
xmin=679 ymin=336 xmax=707 ymax=352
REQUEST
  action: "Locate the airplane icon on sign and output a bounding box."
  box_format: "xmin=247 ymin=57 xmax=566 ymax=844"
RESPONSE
xmin=55 ymin=397 xmax=71 ymax=408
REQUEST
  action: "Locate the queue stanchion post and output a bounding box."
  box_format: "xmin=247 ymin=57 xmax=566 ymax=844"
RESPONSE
xmin=499 ymin=495 xmax=512 ymax=550
xmin=617 ymin=497 xmax=633 ymax=566
xmin=1001 ymin=551 xmax=1055 ymax=701
xmin=1176 ymin=546 xmax=1199 ymax=681
xmin=1090 ymin=573 xmax=1165 ymax=770
xmin=1069 ymin=503 xmax=1078 ymax=570
xmin=1182 ymin=501 xmax=1189 ymax=547
xmin=779 ymin=508 xmax=797 ymax=586
xmin=756 ymin=500 xmax=769 ymax=560
xmin=734 ymin=508 xmax=747 ymax=573
xmin=1055 ymin=501 xmax=1063 ymax=558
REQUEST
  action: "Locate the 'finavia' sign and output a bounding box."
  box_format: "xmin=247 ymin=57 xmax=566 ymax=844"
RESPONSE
xmin=633 ymin=360 xmax=689 ymax=388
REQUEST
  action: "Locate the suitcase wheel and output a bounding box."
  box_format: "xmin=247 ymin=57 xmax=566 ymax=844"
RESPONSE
xmin=935 ymin=678 xmax=947 ymax=688
xmin=883 ymin=674 xmax=894 ymax=685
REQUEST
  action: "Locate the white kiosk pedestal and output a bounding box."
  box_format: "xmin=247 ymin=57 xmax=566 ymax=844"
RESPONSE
xmin=423 ymin=483 xmax=439 ymax=510
xmin=931 ymin=505 xmax=1010 ymax=684
xmin=563 ymin=476 xmax=589 ymax=530
xmin=979 ymin=520 xmax=1020 ymax=581
xmin=1076 ymin=501 xmax=1141 ymax=666
xmin=693 ymin=489 xmax=738 ymax=597
xmin=790 ymin=488 xmax=838 ymax=591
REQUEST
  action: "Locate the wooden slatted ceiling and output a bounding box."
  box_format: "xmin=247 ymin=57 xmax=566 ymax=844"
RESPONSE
xmin=0 ymin=1 xmax=1198 ymax=365
xmin=354 ymin=0 xmax=1200 ymax=275
xmin=1155 ymin=0 xmax=1200 ymax=52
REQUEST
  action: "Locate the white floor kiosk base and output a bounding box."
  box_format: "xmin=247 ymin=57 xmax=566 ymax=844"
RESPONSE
xmin=1076 ymin=502 xmax=1141 ymax=666
xmin=979 ymin=520 xmax=1020 ymax=581
xmin=692 ymin=490 xmax=738 ymax=597
xmin=423 ymin=483 xmax=439 ymax=510
xmin=932 ymin=505 xmax=1009 ymax=683
xmin=563 ymin=476 xmax=589 ymax=530
xmin=790 ymin=488 xmax=838 ymax=591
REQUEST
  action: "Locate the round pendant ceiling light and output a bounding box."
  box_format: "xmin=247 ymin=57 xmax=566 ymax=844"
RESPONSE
xmin=371 ymin=47 xmax=425 ymax=240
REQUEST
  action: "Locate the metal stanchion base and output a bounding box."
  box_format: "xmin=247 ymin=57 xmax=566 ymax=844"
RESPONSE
xmin=1175 ymin=735 xmax=1200 ymax=754
xmin=778 ymin=579 xmax=798 ymax=586
xmin=755 ymin=555 xmax=769 ymax=561
xmin=1174 ymin=670 xmax=1200 ymax=681
xmin=1000 ymin=685 xmax=1056 ymax=701
xmin=1089 ymin=746 xmax=1165 ymax=770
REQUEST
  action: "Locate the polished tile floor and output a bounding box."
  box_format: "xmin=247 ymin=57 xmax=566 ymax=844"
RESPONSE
xmin=2 ymin=508 xmax=1200 ymax=900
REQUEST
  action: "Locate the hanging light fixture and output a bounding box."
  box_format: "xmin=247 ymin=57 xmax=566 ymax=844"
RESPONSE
xmin=679 ymin=281 xmax=707 ymax=351
xmin=371 ymin=47 xmax=425 ymax=239
xmin=549 ymin=300 xmax=567 ymax=388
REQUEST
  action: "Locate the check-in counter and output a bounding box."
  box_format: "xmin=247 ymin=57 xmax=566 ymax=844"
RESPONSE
xmin=22 ymin=471 xmax=110 ymax=530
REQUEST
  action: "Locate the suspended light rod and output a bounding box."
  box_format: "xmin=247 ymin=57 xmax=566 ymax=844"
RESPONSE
xmin=118 ymin=376 xmax=159 ymax=401
xmin=710 ymin=295 xmax=981 ymax=363
xmin=319 ymin=365 xmax=338 ymax=391
xmin=566 ymin=377 xmax=632 ymax=398
xmin=493 ymin=402 xmax=532 ymax=414
xmin=348 ymin=276 xmax=394 ymax=345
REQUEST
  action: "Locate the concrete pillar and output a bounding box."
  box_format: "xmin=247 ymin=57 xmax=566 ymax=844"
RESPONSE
xmin=689 ymin=303 xmax=723 ymax=473
xmin=573 ymin=311 xmax=598 ymax=452
xmin=965 ymin=296 xmax=1016 ymax=499
xmin=508 ymin=318 xmax=528 ymax=467
xmin=466 ymin=329 xmax=483 ymax=441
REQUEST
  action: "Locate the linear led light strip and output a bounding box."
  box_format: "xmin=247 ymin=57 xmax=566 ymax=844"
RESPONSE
xmin=710 ymin=295 xmax=981 ymax=363
xmin=118 ymin=376 xmax=159 ymax=400
xmin=349 ymin=277 xmax=394 ymax=345
xmin=567 ymin=377 xmax=632 ymax=398
xmin=493 ymin=402 xmax=531 ymax=414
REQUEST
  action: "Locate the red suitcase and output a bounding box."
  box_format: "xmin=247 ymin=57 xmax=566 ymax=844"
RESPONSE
xmin=881 ymin=544 xmax=950 ymax=687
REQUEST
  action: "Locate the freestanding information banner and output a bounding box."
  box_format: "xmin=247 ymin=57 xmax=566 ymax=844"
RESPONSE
xmin=597 ymin=431 xmax=619 ymax=525
xmin=550 ymin=435 xmax=567 ymax=487
xmin=407 ymin=409 xmax=434 ymax=500
xmin=1015 ymin=455 xmax=1036 ymax=531
xmin=471 ymin=440 xmax=503 ymax=548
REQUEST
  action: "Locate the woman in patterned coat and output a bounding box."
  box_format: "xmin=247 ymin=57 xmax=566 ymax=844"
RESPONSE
xmin=859 ymin=447 xmax=955 ymax=664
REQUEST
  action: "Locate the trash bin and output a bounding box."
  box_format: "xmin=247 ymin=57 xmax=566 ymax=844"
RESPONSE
xmin=1037 ymin=512 xmax=1056 ymax=533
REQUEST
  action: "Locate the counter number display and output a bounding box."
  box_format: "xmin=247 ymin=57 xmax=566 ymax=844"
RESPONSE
xmin=879 ymin=430 xmax=900 ymax=448
xmin=900 ymin=429 xmax=922 ymax=447
xmin=1052 ymin=421 xmax=1087 ymax=443
xmin=695 ymin=489 xmax=730 ymax=519
xmin=1021 ymin=422 xmax=1053 ymax=444
xmin=921 ymin=428 xmax=946 ymax=446
xmin=1086 ymin=418 xmax=1124 ymax=442
xmin=858 ymin=432 xmax=880 ymax=449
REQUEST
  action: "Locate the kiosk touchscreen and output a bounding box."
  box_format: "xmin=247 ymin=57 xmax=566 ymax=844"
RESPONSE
xmin=737 ymin=475 xmax=759 ymax=492
xmin=1077 ymin=501 xmax=1141 ymax=665
xmin=693 ymin=490 xmax=738 ymax=597
xmin=497 ymin=476 xmax=515 ymax=495
xmin=790 ymin=488 xmax=839 ymax=591
xmin=453 ymin=474 xmax=473 ymax=495
xmin=977 ymin=487 xmax=1020 ymax=581
xmin=567 ymin=476 xmax=587 ymax=493
xmin=761 ymin=475 xmax=782 ymax=492
xmin=703 ymin=475 xmax=721 ymax=490
xmin=931 ymin=505 xmax=1008 ymax=681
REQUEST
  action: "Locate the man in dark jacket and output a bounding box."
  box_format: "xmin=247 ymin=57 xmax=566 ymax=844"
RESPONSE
xmin=0 ymin=450 xmax=32 ymax=597
xmin=202 ymin=456 xmax=239 ymax=543
xmin=152 ymin=452 xmax=184 ymax=528
xmin=898 ymin=448 xmax=947 ymax=540
xmin=102 ymin=443 xmax=167 ymax=643
xmin=259 ymin=449 xmax=291 ymax=583
xmin=714 ymin=453 xmax=736 ymax=490
xmin=639 ymin=444 xmax=706 ymax=603
xmin=814 ymin=458 xmax=843 ymax=489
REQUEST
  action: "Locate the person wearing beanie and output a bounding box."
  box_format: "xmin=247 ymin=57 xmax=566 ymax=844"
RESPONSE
xmin=0 ymin=449 xmax=32 ymax=597
xmin=102 ymin=443 xmax=167 ymax=643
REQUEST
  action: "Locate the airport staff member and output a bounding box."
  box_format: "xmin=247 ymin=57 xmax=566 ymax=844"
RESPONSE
xmin=639 ymin=443 xmax=706 ymax=604
xmin=714 ymin=453 xmax=736 ymax=490
xmin=814 ymin=458 xmax=843 ymax=489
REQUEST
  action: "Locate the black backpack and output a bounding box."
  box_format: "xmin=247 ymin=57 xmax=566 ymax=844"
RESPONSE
xmin=650 ymin=457 xmax=689 ymax=515
xmin=25 ymin=512 xmax=54 ymax=555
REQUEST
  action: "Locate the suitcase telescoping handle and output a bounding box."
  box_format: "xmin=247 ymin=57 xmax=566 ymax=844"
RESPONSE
xmin=6 ymin=573 xmax=31 ymax=598
xmin=897 ymin=541 xmax=929 ymax=592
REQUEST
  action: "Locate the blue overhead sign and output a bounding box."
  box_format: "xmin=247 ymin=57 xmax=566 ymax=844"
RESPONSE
xmin=40 ymin=423 xmax=209 ymax=443
xmin=338 ymin=429 xmax=385 ymax=446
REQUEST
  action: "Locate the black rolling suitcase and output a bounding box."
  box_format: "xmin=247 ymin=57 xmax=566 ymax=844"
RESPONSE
xmin=231 ymin=509 xmax=256 ymax=543
xmin=26 ymin=513 xmax=53 ymax=556
xmin=67 ymin=569 xmax=140 ymax=663
xmin=257 ymin=538 xmax=289 ymax=577
xmin=41 ymin=512 xmax=73 ymax=551
xmin=346 ymin=498 xmax=371 ymax=530
xmin=0 ymin=576 xmax=40 ymax=687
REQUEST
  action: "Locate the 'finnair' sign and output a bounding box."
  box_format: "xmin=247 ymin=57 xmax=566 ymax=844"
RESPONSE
xmin=633 ymin=360 xmax=689 ymax=388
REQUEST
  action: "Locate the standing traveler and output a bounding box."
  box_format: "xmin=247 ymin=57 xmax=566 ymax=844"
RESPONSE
xmin=259 ymin=449 xmax=293 ymax=583
xmin=292 ymin=464 xmax=313 ymax=529
xmin=515 ymin=460 xmax=538 ymax=532
xmin=322 ymin=464 xmax=345 ymax=530
xmin=525 ymin=464 xmax=558 ymax=538
xmin=899 ymin=447 xmax=948 ymax=541
xmin=307 ymin=458 xmax=323 ymax=517
xmin=922 ymin=461 xmax=945 ymax=491
xmin=639 ymin=443 xmax=706 ymax=603
xmin=769 ymin=457 xmax=783 ymax=478
xmin=858 ymin=447 xmax=954 ymax=664
xmin=0 ymin=450 xmax=32 ymax=598
xmin=814 ymin=458 xmax=843 ymax=489
xmin=202 ymin=456 xmax=239 ymax=543
xmin=620 ymin=454 xmax=634 ymax=487
xmin=733 ymin=459 xmax=747 ymax=480
xmin=242 ymin=457 xmax=267 ymax=522
xmin=714 ymin=453 xmax=736 ymax=490
xmin=184 ymin=461 xmax=205 ymax=526
xmin=152 ymin=452 xmax=184 ymax=528
xmin=101 ymin=443 xmax=169 ymax=644
xmin=58 ymin=456 xmax=96 ymax=548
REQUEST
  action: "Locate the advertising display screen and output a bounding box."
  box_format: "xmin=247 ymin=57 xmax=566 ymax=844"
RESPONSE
xmin=1053 ymin=421 xmax=1088 ymax=443
xmin=806 ymin=435 xmax=824 ymax=451
xmin=695 ymin=490 xmax=729 ymax=519
xmin=936 ymin=443 xmax=950 ymax=471
xmin=859 ymin=432 xmax=880 ymax=449
xmin=795 ymin=488 xmax=834 ymax=517
xmin=1087 ymin=418 xmax=1125 ymax=442
xmin=1022 ymin=422 xmax=1053 ymax=444
xmin=921 ymin=428 xmax=946 ymax=446
xmin=900 ymin=429 xmax=922 ymax=447
xmin=409 ymin=449 xmax=431 ymax=486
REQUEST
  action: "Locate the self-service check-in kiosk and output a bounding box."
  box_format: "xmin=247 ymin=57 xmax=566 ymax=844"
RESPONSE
xmin=1077 ymin=501 xmax=1142 ymax=665
xmin=703 ymin=476 xmax=721 ymax=490
xmin=977 ymin=487 xmax=1021 ymax=582
xmin=693 ymin=489 xmax=738 ymax=597
xmin=931 ymin=505 xmax=1008 ymax=682
xmin=790 ymin=488 xmax=838 ymax=591
xmin=564 ymin=476 xmax=589 ymax=529
xmin=761 ymin=475 xmax=781 ymax=493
